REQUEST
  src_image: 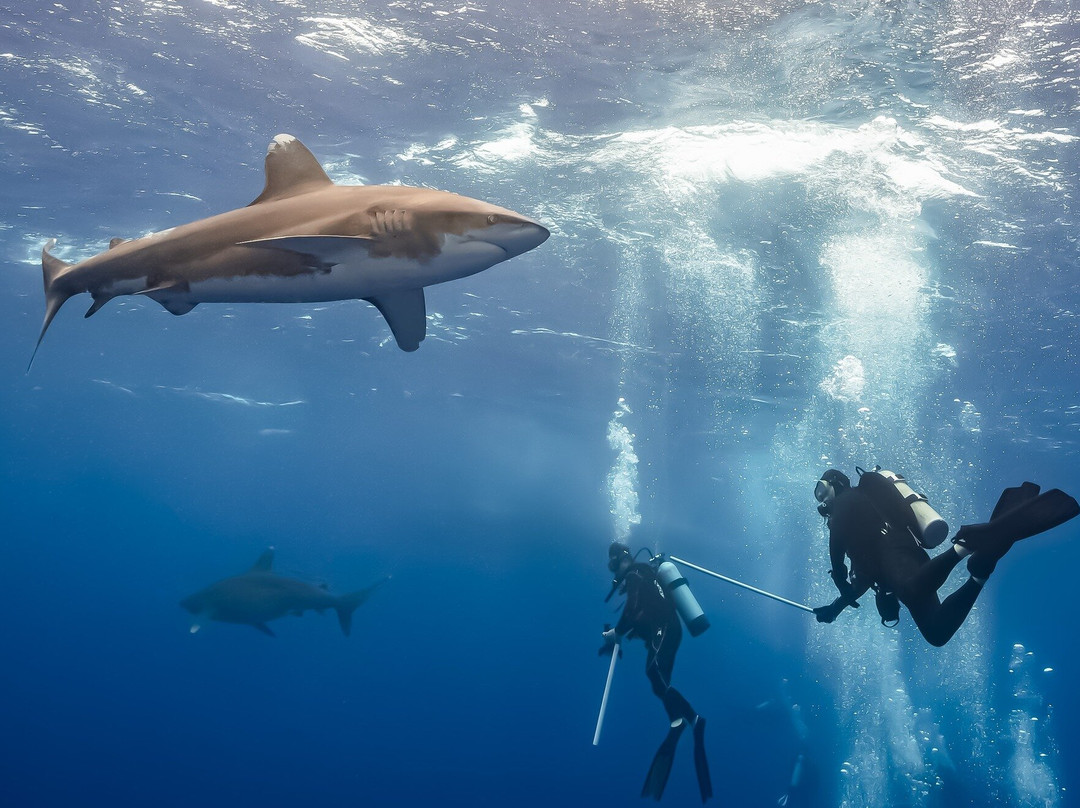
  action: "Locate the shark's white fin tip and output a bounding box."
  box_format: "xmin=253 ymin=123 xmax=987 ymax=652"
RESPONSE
xmin=189 ymin=624 xmax=201 ymax=634
xmin=251 ymin=548 xmax=274 ymax=572
xmin=250 ymin=135 xmax=332 ymax=205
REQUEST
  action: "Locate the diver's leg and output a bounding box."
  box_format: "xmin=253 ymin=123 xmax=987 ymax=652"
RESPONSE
xmin=647 ymin=621 xmax=695 ymax=723
xmin=905 ymin=544 xmax=965 ymax=593
xmin=901 ymin=579 xmax=982 ymax=647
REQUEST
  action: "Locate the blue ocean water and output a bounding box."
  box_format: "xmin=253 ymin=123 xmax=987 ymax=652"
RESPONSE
xmin=1 ymin=1 xmax=1079 ymax=806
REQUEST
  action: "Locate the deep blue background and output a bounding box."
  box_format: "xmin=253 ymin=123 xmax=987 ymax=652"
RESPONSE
xmin=2 ymin=1 xmax=1079 ymax=806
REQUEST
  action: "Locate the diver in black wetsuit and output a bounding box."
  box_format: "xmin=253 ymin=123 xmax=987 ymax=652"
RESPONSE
xmin=812 ymin=469 xmax=1079 ymax=646
xmin=600 ymin=541 xmax=712 ymax=802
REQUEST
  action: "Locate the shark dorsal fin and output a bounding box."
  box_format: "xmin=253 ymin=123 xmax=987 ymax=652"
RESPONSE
xmin=109 ymin=238 xmax=128 ymax=249
xmin=251 ymin=548 xmax=274 ymax=572
xmin=249 ymin=135 xmax=333 ymax=206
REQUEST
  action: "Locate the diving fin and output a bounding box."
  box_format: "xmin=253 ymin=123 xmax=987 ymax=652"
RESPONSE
xmin=958 ymin=488 xmax=1080 ymax=577
xmin=990 ymin=481 xmax=1041 ymax=521
xmin=641 ymin=720 xmax=685 ymax=800
xmin=693 ymin=717 xmax=712 ymax=803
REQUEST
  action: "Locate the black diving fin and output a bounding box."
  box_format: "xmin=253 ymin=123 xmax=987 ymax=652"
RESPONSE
xmin=693 ymin=716 xmax=713 ymax=803
xmin=958 ymin=488 xmax=1079 ymax=577
xmin=986 ymin=488 xmax=1078 ymax=544
xmin=641 ymin=720 xmax=686 ymax=800
xmin=990 ymin=481 xmax=1041 ymax=521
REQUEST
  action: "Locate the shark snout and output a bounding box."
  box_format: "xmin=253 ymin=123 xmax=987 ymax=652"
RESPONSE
xmin=481 ymin=219 xmax=550 ymax=259
xmin=179 ymin=595 xmax=202 ymax=614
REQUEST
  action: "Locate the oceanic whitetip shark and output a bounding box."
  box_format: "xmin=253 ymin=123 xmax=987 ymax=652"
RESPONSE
xmin=180 ymin=548 xmax=388 ymax=637
xmin=32 ymin=134 xmax=550 ymax=367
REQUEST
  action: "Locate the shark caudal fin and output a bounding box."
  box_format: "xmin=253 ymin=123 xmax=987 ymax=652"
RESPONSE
xmin=29 ymin=240 xmax=75 ymax=372
xmin=334 ymin=576 xmax=390 ymax=637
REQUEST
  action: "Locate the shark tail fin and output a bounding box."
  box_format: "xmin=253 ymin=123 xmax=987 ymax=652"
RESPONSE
xmin=30 ymin=240 xmax=75 ymax=372
xmin=334 ymin=575 xmax=390 ymax=637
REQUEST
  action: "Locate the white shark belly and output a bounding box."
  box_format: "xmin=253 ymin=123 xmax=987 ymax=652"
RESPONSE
xmin=184 ymin=259 xmax=414 ymax=304
xmin=181 ymin=247 xmax=505 ymax=304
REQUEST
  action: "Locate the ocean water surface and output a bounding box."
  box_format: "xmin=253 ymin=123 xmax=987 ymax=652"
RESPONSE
xmin=1 ymin=1 xmax=1079 ymax=806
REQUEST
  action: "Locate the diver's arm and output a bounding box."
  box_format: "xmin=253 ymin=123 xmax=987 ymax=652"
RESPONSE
xmin=612 ymin=569 xmax=642 ymax=637
xmin=848 ymin=576 xmax=872 ymax=602
xmin=830 ymin=565 xmax=866 ymax=607
xmin=814 ymin=534 xmax=867 ymax=622
xmin=827 ymin=526 xmax=864 ymax=606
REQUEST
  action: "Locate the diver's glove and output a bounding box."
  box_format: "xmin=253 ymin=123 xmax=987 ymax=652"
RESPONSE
xmin=598 ymin=626 xmax=622 ymax=657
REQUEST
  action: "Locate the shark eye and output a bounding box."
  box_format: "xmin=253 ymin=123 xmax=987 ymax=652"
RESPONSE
xmin=487 ymin=214 xmax=499 ymax=224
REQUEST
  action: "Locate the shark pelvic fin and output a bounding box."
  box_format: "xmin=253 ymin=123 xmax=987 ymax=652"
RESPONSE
xmin=29 ymin=240 xmax=75 ymax=373
xmin=248 ymin=134 xmax=334 ymax=206
xmin=251 ymin=548 xmax=274 ymax=572
xmin=85 ymin=295 xmax=113 ymax=318
xmin=364 ymin=289 xmax=427 ymax=352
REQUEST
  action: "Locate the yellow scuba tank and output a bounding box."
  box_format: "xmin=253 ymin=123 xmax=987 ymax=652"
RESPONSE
xmin=656 ymin=560 xmax=710 ymax=636
xmin=872 ymin=468 xmax=949 ymax=549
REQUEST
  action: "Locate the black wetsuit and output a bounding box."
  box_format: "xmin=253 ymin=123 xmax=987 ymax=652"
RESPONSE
xmin=826 ymin=475 xmax=979 ymax=647
xmin=614 ymin=562 xmax=697 ymax=723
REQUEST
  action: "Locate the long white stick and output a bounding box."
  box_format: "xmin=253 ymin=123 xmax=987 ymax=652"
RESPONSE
xmin=669 ymin=555 xmax=814 ymax=613
xmin=592 ymin=643 xmax=620 ymax=746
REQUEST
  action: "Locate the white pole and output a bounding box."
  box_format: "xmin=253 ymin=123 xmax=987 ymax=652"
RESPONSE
xmin=669 ymin=555 xmax=814 ymax=613
xmin=592 ymin=643 xmax=620 ymax=746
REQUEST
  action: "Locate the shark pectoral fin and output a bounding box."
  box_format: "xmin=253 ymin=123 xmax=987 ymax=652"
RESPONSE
xmin=364 ymin=289 xmax=427 ymax=352
xmin=253 ymin=623 xmax=276 ymax=637
xmin=136 ymin=281 xmax=190 ymax=297
xmin=250 ymin=548 xmax=274 ymax=572
xmin=239 ymin=235 xmax=375 ymax=272
xmin=248 ymin=134 xmax=335 ymax=206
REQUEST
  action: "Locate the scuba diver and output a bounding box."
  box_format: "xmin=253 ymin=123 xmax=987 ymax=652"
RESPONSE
xmin=812 ymin=468 xmax=1079 ymax=646
xmin=599 ymin=541 xmax=713 ymax=802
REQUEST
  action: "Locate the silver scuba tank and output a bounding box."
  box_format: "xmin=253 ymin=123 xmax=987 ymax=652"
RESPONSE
xmin=656 ymin=560 xmax=710 ymax=636
xmin=875 ymin=468 xmax=949 ymax=548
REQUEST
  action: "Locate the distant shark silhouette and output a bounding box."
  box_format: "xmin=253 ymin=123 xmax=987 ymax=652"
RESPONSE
xmin=32 ymin=133 xmax=550 ymax=367
xmin=180 ymin=548 xmax=387 ymax=637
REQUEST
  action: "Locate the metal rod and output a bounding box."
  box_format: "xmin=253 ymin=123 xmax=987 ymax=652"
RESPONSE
xmin=592 ymin=643 xmax=620 ymax=746
xmin=669 ymin=555 xmax=814 ymax=613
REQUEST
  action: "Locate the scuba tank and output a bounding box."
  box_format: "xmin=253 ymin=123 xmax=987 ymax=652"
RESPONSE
xmin=875 ymin=468 xmax=949 ymax=548
xmin=656 ymin=560 xmax=710 ymax=637
xmin=858 ymin=466 xmax=949 ymax=549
